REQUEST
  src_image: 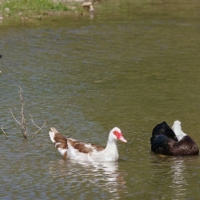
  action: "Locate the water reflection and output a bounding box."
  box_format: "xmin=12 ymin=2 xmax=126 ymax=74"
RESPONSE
xmin=48 ymin=159 xmax=126 ymax=198
xmin=150 ymin=156 xmax=189 ymax=200
xmin=170 ymin=158 xmax=187 ymax=200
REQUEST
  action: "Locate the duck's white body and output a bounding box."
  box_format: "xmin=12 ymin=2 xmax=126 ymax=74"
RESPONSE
xmin=49 ymin=127 xmax=127 ymax=162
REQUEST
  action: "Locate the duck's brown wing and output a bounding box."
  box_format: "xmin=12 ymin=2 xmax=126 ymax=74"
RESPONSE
xmin=67 ymin=139 xmax=105 ymax=154
xmin=49 ymin=128 xmax=68 ymax=158
xmin=49 ymin=128 xmax=105 ymax=158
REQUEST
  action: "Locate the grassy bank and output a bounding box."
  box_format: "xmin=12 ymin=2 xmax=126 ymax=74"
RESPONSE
xmin=0 ymin=0 xmax=83 ymax=20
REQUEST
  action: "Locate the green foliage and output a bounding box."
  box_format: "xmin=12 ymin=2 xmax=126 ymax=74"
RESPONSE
xmin=1 ymin=0 xmax=71 ymax=16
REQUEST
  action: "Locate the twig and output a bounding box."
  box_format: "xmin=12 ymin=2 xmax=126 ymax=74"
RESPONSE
xmin=9 ymin=86 xmax=27 ymax=139
xmin=8 ymin=86 xmax=45 ymax=139
xmin=34 ymin=122 xmax=46 ymax=135
xmin=1 ymin=125 xmax=7 ymax=136
xmin=29 ymin=114 xmax=40 ymax=129
xmin=29 ymin=114 xmax=46 ymax=134
xmin=18 ymin=86 xmax=27 ymax=138
xmin=9 ymin=108 xmax=21 ymax=125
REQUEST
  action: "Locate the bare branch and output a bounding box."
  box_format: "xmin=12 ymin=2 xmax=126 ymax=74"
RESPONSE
xmin=18 ymin=86 xmax=27 ymax=138
xmin=9 ymin=86 xmax=45 ymax=139
xmin=22 ymin=118 xmax=27 ymax=139
xmin=29 ymin=114 xmax=40 ymax=129
xmin=9 ymin=108 xmax=21 ymax=125
xmin=30 ymin=114 xmax=46 ymax=135
xmin=9 ymin=86 xmax=27 ymax=139
xmin=34 ymin=122 xmax=46 ymax=135
xmin=1 ymin=125 xmax=7 ymax=136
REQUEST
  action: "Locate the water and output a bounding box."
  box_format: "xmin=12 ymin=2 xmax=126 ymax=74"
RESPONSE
xmin=1 ymin=0 xmax=200 ymax=199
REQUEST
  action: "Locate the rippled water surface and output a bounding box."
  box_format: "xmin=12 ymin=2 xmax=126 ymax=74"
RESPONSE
xmin=1 ymin=0 xmax=200 ymax=199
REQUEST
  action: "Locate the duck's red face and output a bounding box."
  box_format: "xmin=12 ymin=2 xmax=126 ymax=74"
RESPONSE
xmin=113 ymin=130 xmax=127 ymax=143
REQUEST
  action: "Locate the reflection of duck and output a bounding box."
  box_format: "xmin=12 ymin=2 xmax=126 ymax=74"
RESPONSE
xmin=48 ymin=159 xmax=126 ymax=198
xmin=151 ymin=120 xmax=199 ymax=156
xmin=170 ymin=158 xmax=187 ymax=199
xmin=48 ymin=159 xmax=119 ymax=176
xmin=171 ymin=159 xmax=186 ymax=184
xmin=49 ymin=127 xmax=127 ymax=162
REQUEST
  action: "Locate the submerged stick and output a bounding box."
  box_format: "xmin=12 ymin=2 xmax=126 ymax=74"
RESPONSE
xmin=8 ymin=86 xmax=46 ymax=139
xmin=1 ymin=125 xmax=7 ymax=136
xmin=18 ymin=86 xmax=27 ymax=138
xmin=9 ymin=86 xmax=27 ymax=139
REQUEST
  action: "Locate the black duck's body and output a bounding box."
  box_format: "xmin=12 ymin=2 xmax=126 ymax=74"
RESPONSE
xmin=151 ymin=121 xmax=199 ymax=156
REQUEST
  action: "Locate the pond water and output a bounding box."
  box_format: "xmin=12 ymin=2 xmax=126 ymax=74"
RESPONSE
xmin=1 ymin=0 xmax=200 ymax=199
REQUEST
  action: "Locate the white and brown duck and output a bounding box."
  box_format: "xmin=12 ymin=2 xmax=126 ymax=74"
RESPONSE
xmin=49 ymin=127 xmax=127 ymax=162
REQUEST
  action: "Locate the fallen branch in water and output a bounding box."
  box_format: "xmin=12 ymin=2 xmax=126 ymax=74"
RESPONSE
xmin=9 ymin=86 xmax=46 ymax=139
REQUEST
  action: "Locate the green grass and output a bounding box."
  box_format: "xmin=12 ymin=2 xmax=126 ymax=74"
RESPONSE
xmin=0 ymin=0 xmax=74 ymax=18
